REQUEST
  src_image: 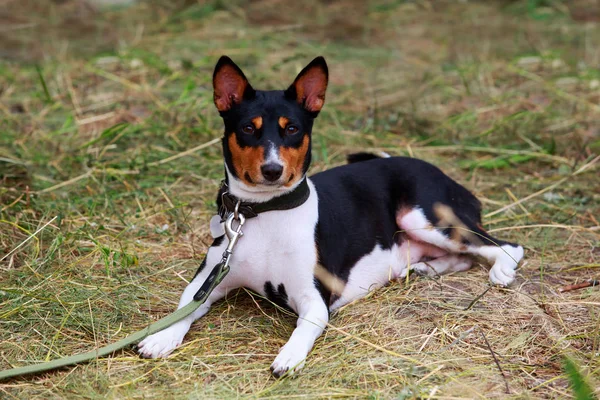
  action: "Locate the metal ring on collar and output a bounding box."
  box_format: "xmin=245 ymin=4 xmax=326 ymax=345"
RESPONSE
xmin=234 ymin=200 xmax=241 ymax=220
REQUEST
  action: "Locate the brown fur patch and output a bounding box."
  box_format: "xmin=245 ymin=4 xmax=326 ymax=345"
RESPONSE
xmin=280 ymin=135 xmax=310 ymax=187
xmin=227 ymin=134 xmax=264 ymax=186
xmin=252 ymin=116 xmax=263 ymax=130
xmin=213 ymin=65 xmax=248 ymax=112
xmin=278 ymin=116 xmax=289 ymax=129
xmin=293 ymin=71 xmax=327 ymax=112
xmin=434 ymin=203 xmax=483 ymax=246
xmin=314 ymin=264 xmax=345 ymax=298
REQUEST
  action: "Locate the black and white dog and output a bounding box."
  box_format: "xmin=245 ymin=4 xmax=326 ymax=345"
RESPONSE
xmin=138 ymin=56 xmax=524 ymax=377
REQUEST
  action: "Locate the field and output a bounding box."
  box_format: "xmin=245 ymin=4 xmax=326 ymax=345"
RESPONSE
xmin=1 ymin=0 xmax=599 ymax=398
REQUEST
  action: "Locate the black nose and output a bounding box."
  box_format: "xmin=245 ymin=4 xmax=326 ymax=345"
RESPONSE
xmin=261 ymin=163 xmax=284 ymax=182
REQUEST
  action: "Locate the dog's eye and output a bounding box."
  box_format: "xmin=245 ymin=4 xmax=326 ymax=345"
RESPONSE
xmin=241 ymin=124 xmax=255 ymax=135
xmin=285 ymin=125 xmax=299 ymax=135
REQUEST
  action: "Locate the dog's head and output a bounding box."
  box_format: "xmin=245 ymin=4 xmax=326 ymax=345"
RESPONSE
xmin=213 ymin=56 xmax=328 ymax=198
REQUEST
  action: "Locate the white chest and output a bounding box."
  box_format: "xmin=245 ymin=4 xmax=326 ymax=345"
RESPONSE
xmin=211 ymin=180 xmax=320 ymax=305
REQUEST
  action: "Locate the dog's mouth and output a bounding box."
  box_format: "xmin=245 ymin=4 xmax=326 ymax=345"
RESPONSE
xmin=243 ymin=169 xmax=296 ymax=189
xmin=260 ymin=173 xmax=295 ymax=186
xmin=243 ymin=173 xmax=287 ymax=189
xmin=225 ymin=164 xmax=303 ymax=201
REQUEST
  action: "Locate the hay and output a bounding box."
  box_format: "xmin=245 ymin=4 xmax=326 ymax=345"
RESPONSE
xmin=1 ymin=0 xmax=599 ymax=398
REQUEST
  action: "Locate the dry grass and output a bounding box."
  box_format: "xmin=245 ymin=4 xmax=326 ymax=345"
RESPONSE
xmin=1 ymin=0 xmax=599 ymax=398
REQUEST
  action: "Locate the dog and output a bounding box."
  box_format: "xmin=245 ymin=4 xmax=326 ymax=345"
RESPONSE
xmin=137 ymin=56 xmax=524 ymax=377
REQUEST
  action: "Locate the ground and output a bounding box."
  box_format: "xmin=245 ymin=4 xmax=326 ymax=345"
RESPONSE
xmin=1 ymin=0 xmax=599 ymax=399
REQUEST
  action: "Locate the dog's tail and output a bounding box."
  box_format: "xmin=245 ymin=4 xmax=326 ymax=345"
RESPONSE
xmin=346 ymin=151 xmax=391 ymax=164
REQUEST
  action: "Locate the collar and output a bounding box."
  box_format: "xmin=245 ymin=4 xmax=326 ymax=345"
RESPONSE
xmin=218 ymin=178 xmax=310 ymax=220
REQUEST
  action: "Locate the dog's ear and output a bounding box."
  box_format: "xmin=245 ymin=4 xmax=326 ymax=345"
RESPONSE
xmin=213 ymin=56 xmax=255 ymax=112
xmin=285 ymin=56 xmax=328 ymax=114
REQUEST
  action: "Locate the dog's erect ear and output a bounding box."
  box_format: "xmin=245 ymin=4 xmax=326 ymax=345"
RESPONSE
xmin=213 ymin=56 xmax=255 ymax=112
xmin=285 ymin=56 xmax=328 ymax=113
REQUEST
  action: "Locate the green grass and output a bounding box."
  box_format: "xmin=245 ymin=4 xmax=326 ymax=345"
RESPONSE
xmin=563 ymin=356 xmax=597 ymax=400
xmin=1 ymin=0 xmax=599 ymax=398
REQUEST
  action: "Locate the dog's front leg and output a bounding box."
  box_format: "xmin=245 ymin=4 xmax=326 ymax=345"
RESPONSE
xmin=270 ymin=295 xmax=328 ymax=378
xmin=138 ymin=244 xmax=231 ymax=358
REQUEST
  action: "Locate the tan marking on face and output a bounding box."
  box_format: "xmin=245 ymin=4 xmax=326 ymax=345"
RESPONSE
xmin=228 ymin=134 xmax=264 ymax=186
xmin=279 ymin=135 xmax=310 ymax=187
xmin=278 ymin=116 xmax=289 ymax=129
xmin=251 ymin=116 xmax=263 ymax=130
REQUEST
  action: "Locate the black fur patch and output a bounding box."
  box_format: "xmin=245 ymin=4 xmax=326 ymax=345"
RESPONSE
xmin=264 ymin=281 xmax=290 ymax=310
xmin=192 ymin=235 xmax=225 ymax=279
xmin=313 ymin=277 xmax=330 ymax=306
xmin=212 ymin=234 xmax=225 ymax=248
xmin=311 ymin=156 xmax=516 ymax=285
xmin=346 ymin=152 xmax=382 ymax=164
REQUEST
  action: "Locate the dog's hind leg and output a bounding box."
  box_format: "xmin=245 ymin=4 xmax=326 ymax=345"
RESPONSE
xmin=412 ymin=254 xmax=473 ymax=277
xmin=397 ymin=207 xmax=524 ymax=286
xmin=137 ymin=240 xmax=233 ymax=358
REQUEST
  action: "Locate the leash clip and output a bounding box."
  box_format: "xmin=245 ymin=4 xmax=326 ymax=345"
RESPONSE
xmin=223 ymin=206 xmax=245 ymax=260
xmin=193 ymin=203 xmax=245 ymax=301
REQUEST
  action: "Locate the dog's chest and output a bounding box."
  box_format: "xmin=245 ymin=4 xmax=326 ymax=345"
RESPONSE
xmin=219 ymin=181 xmax=320 ymax=309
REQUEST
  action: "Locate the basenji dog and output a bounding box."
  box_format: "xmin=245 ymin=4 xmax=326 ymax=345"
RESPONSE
xmin=137 ymin=56 xmax=524 ymax=377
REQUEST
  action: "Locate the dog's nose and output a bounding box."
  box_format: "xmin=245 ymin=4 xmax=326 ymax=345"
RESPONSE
xmin=261 ymin=163 xmax=284 ymax=182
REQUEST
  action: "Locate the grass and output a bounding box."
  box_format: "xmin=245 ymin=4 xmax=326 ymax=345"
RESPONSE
xmin=1 ymin=0 xmax=599 ymax=398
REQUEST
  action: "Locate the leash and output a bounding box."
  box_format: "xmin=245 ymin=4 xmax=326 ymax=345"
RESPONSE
xmin=0 ymin=211 xmax=244 ymax=381
xmin=0 ymin=300 xmax=204 ymax=380
xmin=0 ymin=179 xmax=310 ymax=381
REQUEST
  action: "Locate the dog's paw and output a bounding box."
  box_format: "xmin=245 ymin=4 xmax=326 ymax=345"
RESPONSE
xmin=397 ymin=265 xmax=410 ymax=279
xmin=137 ymin=327 xmax=185 ymax=359
xmin=411 ymin=262 xmax=430 ymax=277
xmin=489 ymin=263 xmax=517 ymax=286
xmin=488 ymin=245 xmax=524 ymax=287
xmin=270 ymin=343 xmax=307 ymax=378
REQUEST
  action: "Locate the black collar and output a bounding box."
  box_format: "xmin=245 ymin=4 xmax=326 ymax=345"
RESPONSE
xmin=218 ymin=178 xmax=310 ymax=219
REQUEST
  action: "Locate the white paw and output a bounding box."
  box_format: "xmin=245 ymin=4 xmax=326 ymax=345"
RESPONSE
xmin=137 ymin=327 xmax=186 ymax=359
xmin=397 ymin=265 xmax=410 ymax=279
xmin=488 ymin=245 xmax=524 ymax=286
xmin=412 ymin=261 xmax=434 ymax=276
xmin=270 ymin=343 xmax=308 ymax=378
xmin=489 ymin=264 xmax=517 ymax=286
